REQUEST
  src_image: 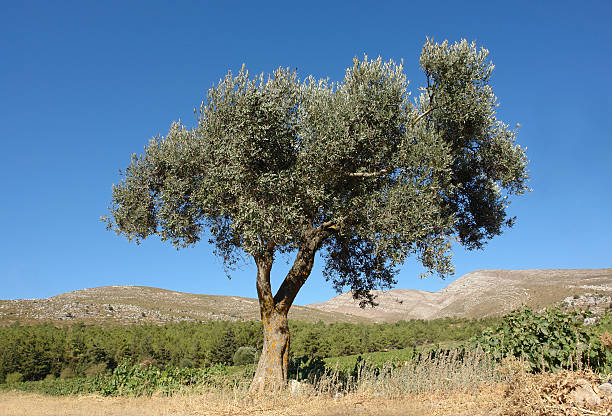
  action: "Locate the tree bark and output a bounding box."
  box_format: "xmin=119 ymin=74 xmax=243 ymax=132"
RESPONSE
xmin=249 ymin=225 xmax=333 ymax=392
xmin=250 ymin=306 xmax=290 ymax=392
xmin=250 ymin=250 xmax=287 ymax=392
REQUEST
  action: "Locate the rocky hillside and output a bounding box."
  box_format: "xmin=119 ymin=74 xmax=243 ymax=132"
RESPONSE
xmin=0 ymin=286 xmax=371 ymax=326
xmin=2 ymin=269 xmax=610 ymax=326
xmin=307 ymin=269 xmax=612 ymax=322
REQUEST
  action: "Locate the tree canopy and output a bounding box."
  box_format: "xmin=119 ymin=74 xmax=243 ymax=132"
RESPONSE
xmin=104 ymin=38 xmax=529 ymax=388
xmin=105 ymin=39 xmax=527 ymax=302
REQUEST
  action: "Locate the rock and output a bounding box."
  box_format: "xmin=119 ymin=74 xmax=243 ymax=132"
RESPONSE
xmin=289 ymin=380 xmax=313 ymax=396
xmin=568 ymin=379 xmax=601 ymax=407
xmin=288 ymin=379 xmax=299 ymax=395
xmin=333 ymin=392 xmax=343 ymax=400
xmin=598 ymin=382 xmax=612 ymax=398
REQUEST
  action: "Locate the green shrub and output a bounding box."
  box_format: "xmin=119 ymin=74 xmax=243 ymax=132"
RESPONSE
xmin=206 ymin=329 xmax=237 ymax=365
xmin=289 ymin=356 xmax=326 ymax=381
xmin=5 ymin=372 xmax=24 ymax=383
xmin=84 ymin=363 xmax=107 ymax=378
xmin=59 ymin=367 xmax=76 ymax=379
xmin=232 ymin=347 xmax=259 ymax=366
xmin=476 ymin=307 xmax=611 ymax=373
xmin=179 ymin=358 xmax=194 ymax=368
xmin=91 ymin=361 xmax=231 ymax=396
xmin=37 ymin=377 xmax=93 ymax=395
xmin=0 ymin=363 xmax=237 ymax=397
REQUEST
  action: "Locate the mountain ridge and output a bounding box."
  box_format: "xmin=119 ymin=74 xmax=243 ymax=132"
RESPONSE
xmin=0 ymin=285 xmax=369 ymax=326
xmin=1 ymin=268 xmax=610 ymax=325
xmin=307 ymin=268 xmax=612 ymax=321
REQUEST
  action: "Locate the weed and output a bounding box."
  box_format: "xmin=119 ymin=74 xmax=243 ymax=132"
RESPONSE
xmin=476 ymin=307 xmax=611 ymax=373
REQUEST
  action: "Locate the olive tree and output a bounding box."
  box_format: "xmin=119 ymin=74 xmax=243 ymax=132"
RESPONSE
xmin=103 ymin=39 xmax=529 ymax=391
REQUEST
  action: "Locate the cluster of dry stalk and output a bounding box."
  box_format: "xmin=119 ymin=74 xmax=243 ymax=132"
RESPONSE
xmin=2 ymin=349 xmax=610 ymax=416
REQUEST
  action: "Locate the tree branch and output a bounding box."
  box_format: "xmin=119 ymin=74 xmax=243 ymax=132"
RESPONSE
xmin=254 ymin=253 xmax=274 ymax=317
xmin=347 ymin=169 xmax=390 ymax=178
xmin=411 ymin=107 xmax=435 ymax=126
xmin=320 ymin=216 xmax=347 ymax=231
xmin=273 ymin=226 xmax=334 ymax=313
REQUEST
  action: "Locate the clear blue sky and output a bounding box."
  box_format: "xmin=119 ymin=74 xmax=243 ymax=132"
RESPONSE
xmin=1 ymin=1 xmax=610 ymax=304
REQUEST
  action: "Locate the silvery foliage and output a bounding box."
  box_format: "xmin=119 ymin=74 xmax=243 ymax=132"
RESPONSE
xmin=104 ymin=39 xmax=528 ymax=304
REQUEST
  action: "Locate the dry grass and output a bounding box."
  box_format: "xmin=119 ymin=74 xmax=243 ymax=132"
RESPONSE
xmin=0 ymin=386 xmax=505 ymax=416
xmin=0 ymin=348 xmax=506 ymax=416
xmin=1 ymin=351 xmax=609 ymax=416
xmin=498 ymin=361 xmax=611 ymax=416
xmin=601 ymin=332 xmax=612 ymax=350
xmin=349 ymin=347 xmax=500 ymax=395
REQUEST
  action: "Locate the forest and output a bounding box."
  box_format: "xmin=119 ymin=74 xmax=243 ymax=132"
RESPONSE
xmin=0 ymin=317 xmax=497 ymax=382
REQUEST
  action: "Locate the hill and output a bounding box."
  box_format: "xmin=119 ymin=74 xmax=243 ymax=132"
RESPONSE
xmin=0 ymin=286 xmax=370 ymax=326
xmin=1 ymin=269 xmax=610 ymax=326
xmin=307 ymin=268 xmax=612 ymax=321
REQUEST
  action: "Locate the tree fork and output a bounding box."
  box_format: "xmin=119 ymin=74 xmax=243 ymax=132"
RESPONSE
xmin=250 ymin=227 xmax=332 ymax=392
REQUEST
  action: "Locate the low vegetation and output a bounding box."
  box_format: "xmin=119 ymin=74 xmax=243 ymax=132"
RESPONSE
xmin=1 ymin=308 xmax=610 ymax=415
xmin=477 ymin=307 xmax=612 ymax=373
xmin=0 ymin=317 xmax=496 ymax=383
xmin=2 ymin=353 xmax=610 ymax=416
xmin=0 ymin=347 xmax=501 ymax=398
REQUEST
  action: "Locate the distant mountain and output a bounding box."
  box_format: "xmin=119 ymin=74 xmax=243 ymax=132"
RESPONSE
xmin=0 ymin=286 xmax=370 ymax=326
xmin=307 ymin=269 xmax=612 ymax=322
xmin=1 ymin=269 xmax=610 ymax=326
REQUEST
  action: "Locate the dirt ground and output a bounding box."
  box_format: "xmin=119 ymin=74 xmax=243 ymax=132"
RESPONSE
xmin=0 ymin=388 xmax=504 ymax=416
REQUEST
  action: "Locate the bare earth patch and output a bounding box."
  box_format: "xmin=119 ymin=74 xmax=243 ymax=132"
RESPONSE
xmin=0 ymin=387 xmax=505 ymax=416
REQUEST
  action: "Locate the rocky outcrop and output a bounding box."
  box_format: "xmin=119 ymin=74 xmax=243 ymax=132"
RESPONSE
xmin=307 ymin=268 xmax=612 ymax=322
xmin=0 ymin=286 xmax=367 ymax=326
xmin=2 ymin=269 xmax=610 ymax=325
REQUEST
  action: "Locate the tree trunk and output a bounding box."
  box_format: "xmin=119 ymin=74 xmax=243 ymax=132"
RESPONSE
xmin=249 ymin=226 xmax=333 ymax=392
xmin=249 ymin=307 xmax=290 ymax=392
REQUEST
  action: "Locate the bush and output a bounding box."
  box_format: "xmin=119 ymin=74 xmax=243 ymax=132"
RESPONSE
xmin=92 ymin=361 xmax=231 ymax=396
xmin=289 ymin=356 xmax=326 ymax=381
xmin=206 ymin=329 xmax=237 ymax=365
xmin=84 ymin=363 xmax=107 ymax=378
xmin=5 ymin=372 xmax=24 ymax=383
xmin=179 ymin=358 xmax=194 ymax=368
xmin=476 ymin=307 xmax=611 ymax=372
xmin=233 ymin=347 xmax=258 ymax=366
xmin=59 ymin=367 xmax=76 ymax=379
